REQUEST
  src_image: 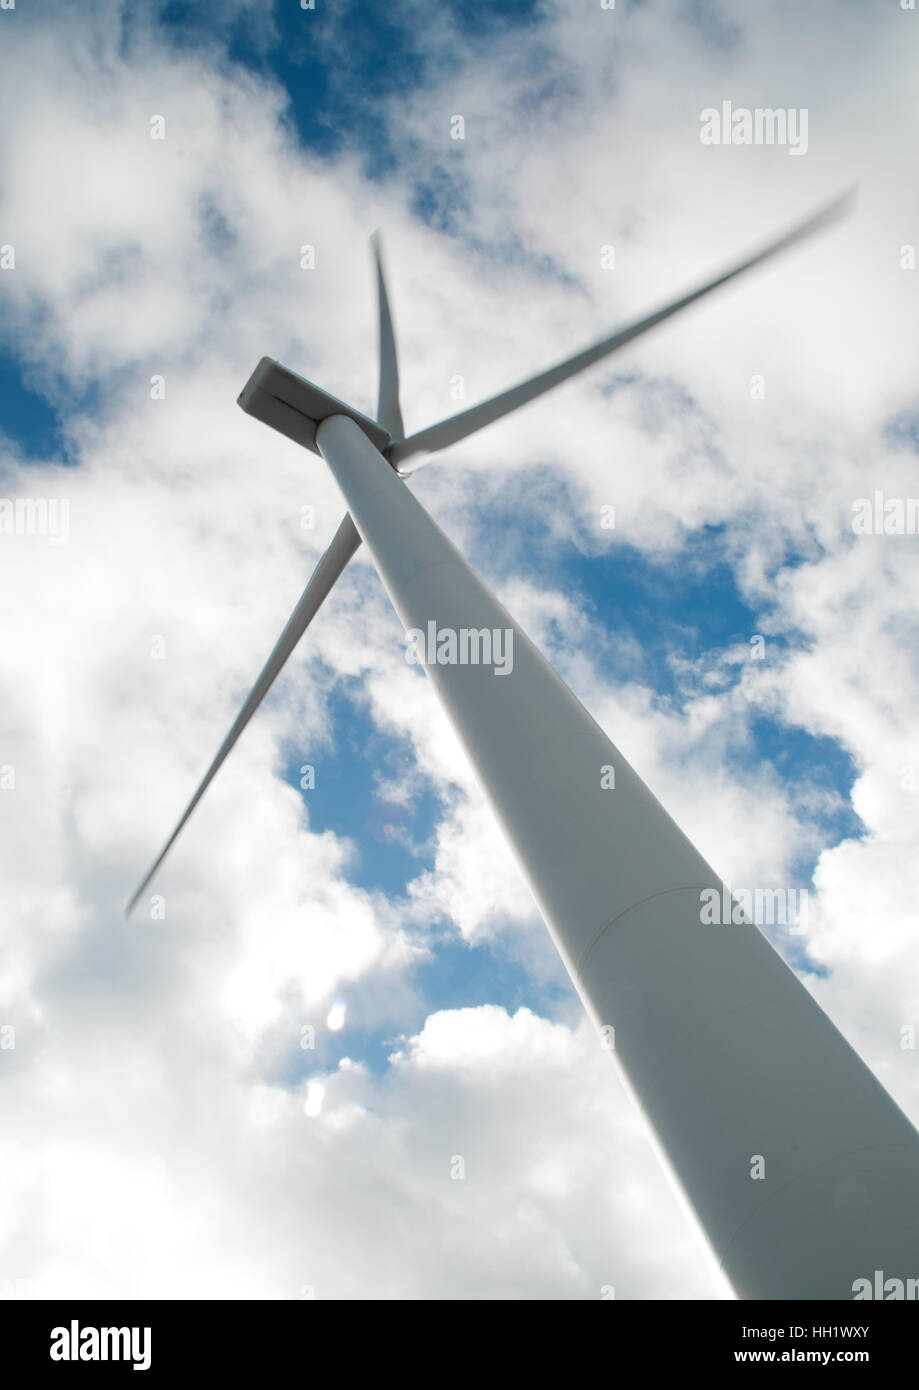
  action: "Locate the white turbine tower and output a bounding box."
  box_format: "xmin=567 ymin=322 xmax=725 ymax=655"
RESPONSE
xmin=128 ymin=192 xmax=919 ymax=1299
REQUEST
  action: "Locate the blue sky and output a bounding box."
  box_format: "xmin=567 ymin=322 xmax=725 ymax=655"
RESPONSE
xmin=1 ymin=0 xmax=917 ymax=1301
xmin=0 ymin=352 xmax=58 ymax=456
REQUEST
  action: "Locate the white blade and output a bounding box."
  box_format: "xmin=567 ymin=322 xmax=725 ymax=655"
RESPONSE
xmin=125 ymin=512 xmax=361 ymax=916
xmin=372 ymin=231 xmax=405 ymax=440
xmin=390 ymin=189 xmax=854 ymax=470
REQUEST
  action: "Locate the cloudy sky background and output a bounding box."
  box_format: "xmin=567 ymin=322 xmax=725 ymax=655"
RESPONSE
xmin=0 ymin=0 xmax=917 ymax=1298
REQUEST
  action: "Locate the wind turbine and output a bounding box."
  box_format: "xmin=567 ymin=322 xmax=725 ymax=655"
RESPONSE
xmin=127 ymin=192 xmax=919 ymax=1299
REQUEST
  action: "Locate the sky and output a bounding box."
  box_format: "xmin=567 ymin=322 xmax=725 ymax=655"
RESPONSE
xmin=0 ymin=0 xmax=917 ymax=1300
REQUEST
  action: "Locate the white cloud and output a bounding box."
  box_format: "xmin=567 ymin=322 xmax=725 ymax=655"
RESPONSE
xmin=0 ymin=1002 xmax=727 ymax=1298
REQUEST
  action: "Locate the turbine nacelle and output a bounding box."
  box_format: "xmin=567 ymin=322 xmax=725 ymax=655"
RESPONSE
xmin=238 ymin=357 xmax=392 ymax=458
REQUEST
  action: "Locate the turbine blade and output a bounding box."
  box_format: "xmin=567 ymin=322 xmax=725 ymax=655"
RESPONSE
xmin=372 ymin=231 xmax=405 ymax=441
xmin=390 ymin=189 xmax=855 ymax=469
xmin=126 ymin=512 xmax=361 ymax=917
